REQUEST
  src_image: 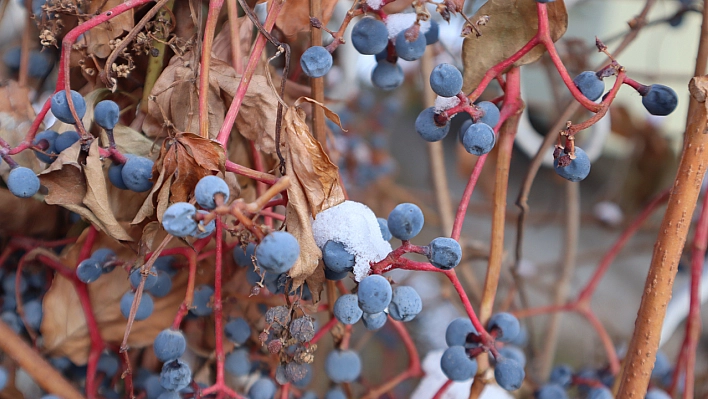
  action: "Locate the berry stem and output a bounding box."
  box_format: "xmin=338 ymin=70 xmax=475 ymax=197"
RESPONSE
xmin=216 ymin=0 xmax=285 ymax=146
xmin=206 ymin=218 xmax=228 ymax=397
xmin=616 ymin=76 xmax=708 ymax=399
xmin=199 ymin=0 xmax=224 ymax=139
xmin=225 ymin=160 xmax=279 ymax=185
xmin=676 ymin=186 xmax=708 ymax=398
xmin=308 ymin=316 xmax=338 ymax=346
xmin=433 ymin=379 xmax=453 ymax=399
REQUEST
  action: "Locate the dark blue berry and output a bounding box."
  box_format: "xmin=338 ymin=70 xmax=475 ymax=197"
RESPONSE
xmin=461 ymin=122 xmax=496 ymax=155
xmin=51 ymin=90 xmax=86 ymax=124
xmin=322 ymin=241 xmax=355 ymax=273
xmin=351 ymin=17 xmax=389 ymax=55
xmin=573 ymin=71 xmax=604 ymax=102
xmin=415 ymin=107 xmax=450 ymax=142
xmin=8 ymin=167 xmax=40 ymax=198
xmin=371 ymin=61 xmax=404 ymax=91
xmin=430 ymin=63 xmax=463 ymax=97
xmin=642 ymin=84 xmax=678 ymax=116
xmin=394 ymin=30 xmax=426 ymax=61
xmin=427 ymin=237 xmax=462 ymax=270
xmin=54 ymin=130 xmax=80 ymax=153
xmin=387 ymin=203 xmax=424 ymax=240
xmin=94 ymin=100 xmax=120 ymax=130
xmin=301 ymin=46 xmax=333 ymax=78
xmin=554 ymin=146 xmax=591 ymax=182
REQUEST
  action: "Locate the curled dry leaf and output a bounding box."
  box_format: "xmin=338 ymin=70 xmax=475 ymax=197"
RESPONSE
xmin=462 ymin=0 xmax=567 ymax=92
xmin=133 ymin=133 xmax=225 ymax=224
xmin=39 ymin=141 xmax=133 ymax=241
xmin=282 ymin=99 xmax=345 ymax=294
xmin=0 ymin=81 xmax=41 ymax=180
xmin=142 ymin=54 xmax=277 ymax=154
xmin=266 ymin=0 xmax=339 ymax=38
xmin=40 ymin=226 xmax=214 ymax=365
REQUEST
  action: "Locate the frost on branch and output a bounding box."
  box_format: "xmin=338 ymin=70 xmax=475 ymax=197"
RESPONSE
xmin=385 ymin=13 xmax=431 ymax=40
xmin=312 ymin=200 xmax=392 ymax=281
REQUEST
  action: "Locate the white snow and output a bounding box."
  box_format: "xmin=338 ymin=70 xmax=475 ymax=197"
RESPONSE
xmin=434 ymin=95 xmax=461 ymax=113
xmin=411 ymin=350 xmax=515 ymax=399
xmin=366 ymin=0 xmax=385 ymax=10
xmin=385 ymin=13 xmax=431 ymax=40
xmin=311 ymin=201 xmax=392 ymax=281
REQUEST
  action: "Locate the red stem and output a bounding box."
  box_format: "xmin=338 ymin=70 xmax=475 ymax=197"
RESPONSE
xmin=432 ymin=379 xmax=453 ymax=399
xmin=225 ymin=160 xmax=279 ymax=185
xmin=216 ymin=0 xmax=285 ymax=145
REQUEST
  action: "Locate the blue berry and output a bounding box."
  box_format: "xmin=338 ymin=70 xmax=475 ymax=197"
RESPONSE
xmin=50 ymin=356 xmax=72 ymax=372
xmin=333 ymin=294 xmax=363 ymax=324
xmin=415 ymin=107 xmax=450 ymax=142
xmin=76 ymin=258 xmax=103 ymax=283
xmin=497 ymin=346 xmax=526 ymax=367
xmin=94 ymin=100 xmax=120 ymax=130
xmin=357 ymin=274 xmax=392 ymax=313
xmin=121 ymin=156 xmax=154 ymax=192
xmin=144 ymin=374 xmax=166 ymax=399
xmin=573 ymin=71 xmax=604 ymax=101
xmin=549 ymin=364 xmax=573 ymax=387
xmin=8 ymin=167 xmax=40 ymax=198
xmin=508 ymin=325 xmax=528 ymax=347
xmin=646 ymin=388 xmax=672 ymax=399
xmin=446 ymin=317 xmax=477 ymax=347
xmin=325 ymin=387 xmax=346 ymax=399
xmin=191 ymin=210 xmax=216 ymax=239
xmin=97 ymin=352 xmax=120 ymax=377
xmin=351 ymin=17 xmax=389 ymax=55
xmin=154 ymin=255 xmax=178 ymax=276
xmin=284 ymin=362 xmax=310 ymax=385
xmin=494 ymin=357 xmax=525 ymax=391
xmin=256 ymin=232 xmax=300 ymax=274
xmin=394 ymin=30 xmax=426 ymax=61
xmin=248 ymin=377 xmax=276 ymax=399
xmin=54 ymin=130 xmax=80 ymax=153
xmin=441 ymin=346 xmax=477 ymax=381
xmin=162 ymin=203 xmax=198 ymax=237
xmin=225 ymin=349 xmax=251 ymax=376
xmin=1 ymin=311 xmax=22 ymax=333
xmin=362 ymin=311 xmax=387 ymax=330
xmin=588 ymin=387 xmax=613 ymax=399
xmin=92 ymin=248 xmax=116 ymax=270
xmin=290 ymin=316 xmax=315 ymax=342
xmin=5 ymin=49 xmax=54 ymax=78
xmin=23 ymin=300 xmax=42 ymax=330
xmin=477 ymin=101 xmax=500 ymax=127
xmin=51 ymin=90 xmax=86 ymax=124
xmin=301 ymin=46 xmax=333 ymax=78
xmin=652 ymin=351 xmax=671 ymax=379
xmin=233 ymin=242 xmax=256 ymax=268
xmin=488 ymin=312 xmax=520 ymax=342
xmin=224 ymin=317 xmax=251 ymax=344
xmin=195 ymin=175 xmax=229 ymax=210
xmin=130 ymin=266 xmax=158 ymax=290
xmin=191 ymin=285 xmax=214 ymax=316
xmin=642 ymin=84 xmax=678 ymax=116
xmin=462 ymin=122 xmax=496 ymax=155
xmin=554 ymin=146 xmax=591 ymax=182
xmin=430 ymin=63 xmax=463 ymax=97
xmin=156 ymin=392 xmax=180 ymax=399
xmin=2 ymin=273 xmax=27 ymax=293
xmin=148 ymin=270 xmax=173 ymax=297
xmin=325 ymin=350 xmax=361 ymax=383
xmin=387 ymin=203 xmax=424 ymax=240
xmin=0 ymin=367 xmax=6 ymax=391
xmin=371 ymin=61 xmax=404 ymax=91
xmin=108 ymin=161 xmax=129 ymax=190
xmin=120 ymin=291 xmax=154 ymax=321
xmin=153 ymin=329 xmax=186 ymax=362
xmin=301 ymin=391 xmax=318 ymax=399
xmin=425 ymin=20 xmax=439 ymax=45
xmin=377 ymin=217 xmax=392 ymax=240
xmin=159 ymin=359 xmax=191 ymax=391
xmin=388 ymin=286 xmax=422 ymax=322
xmin=322 ymin=241 xmax=355 ymax=273
xmin=536 ymin=384 xmax=567 ymax=399
xmin=32 ymin=130 xmax=58 ymax=163
xmin=325 ymin=267 xmax=349 ymax=281
xmin=427 ymin=237 xmax=462 ymax=270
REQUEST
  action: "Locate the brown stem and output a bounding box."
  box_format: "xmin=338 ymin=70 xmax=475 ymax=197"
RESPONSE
xmin=310 ymin=0 xmax=326 ymax=145
xmin=0 ymin=320 xmax=86 ymax=399
xmin=616 ymin=76 xmax=708 ymax=399
xmin=199 ymin=0 xmax=224 ymax=138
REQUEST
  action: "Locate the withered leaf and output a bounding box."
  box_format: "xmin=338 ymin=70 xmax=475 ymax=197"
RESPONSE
xmin=133 ymin=133 xmax=224 ymax=224
xmin=462 ymin=0 xmax=567 ymax=92
xmin=83 ymin=141 xmax=132 ymax=241
xmin=0 ymin=189 xmax=62 ymax=238
xmin=212 ymin=16 xmax=254 ymax=65
xmin=282 ymin=101 xmax=345 ymax=289
xmin=142 ymin=54 xmax=277 ymax=154
xmin=0 ymin=81 xmax=42 ymax=180
xmin=84 ymin=0 xmax=135 ymax=59
xmin=41 ymin=227 xmax=214 ymax=365
xmin=266 ymin=0 xmax=339 ymax=38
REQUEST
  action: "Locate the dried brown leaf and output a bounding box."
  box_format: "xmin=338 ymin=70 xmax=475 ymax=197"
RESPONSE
xmin=83 ymin=141 xmax=132 ymax=241
xmin=0 ymin=189 xmax=63 ymax=238
xmin=83 ymin=0 xmax=134 ymax=59
xmin=462 ymin=0 xmax=567 ymax=92
xmin=212 ymin=16 xmax=254 ymax=65
xmin=41 ymin=227 xmax=213 ymax=365
xmin=282 ymin=102 xmax=345 ymax=290
xmin=0 ymin=81 xmax=42 ymax=179
xmin=267 ymin=0 xmax=339 ymax=38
